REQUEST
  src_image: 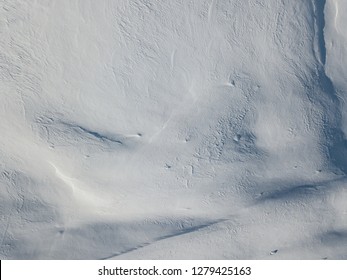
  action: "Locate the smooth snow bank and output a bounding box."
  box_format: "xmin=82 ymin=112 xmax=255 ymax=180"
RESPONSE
xmin=0 ymin=0 xmax=347 ymax=259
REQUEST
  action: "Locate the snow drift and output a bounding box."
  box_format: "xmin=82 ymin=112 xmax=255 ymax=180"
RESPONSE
xmin=0 ymin=0 xmax=346 ymax=259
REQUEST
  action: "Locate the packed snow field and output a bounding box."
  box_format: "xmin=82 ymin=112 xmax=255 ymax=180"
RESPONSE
xmin=1 ymin=0 xmax=347 ymax=259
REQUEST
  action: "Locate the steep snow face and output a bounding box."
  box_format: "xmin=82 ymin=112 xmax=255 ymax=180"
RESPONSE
xmin=0 ymin=0 xmax=346 ymax=259
xmin=325 ymin=0 xmax=347 ymax=101
xmin=324 ymin=0 xmax=347 ymax=172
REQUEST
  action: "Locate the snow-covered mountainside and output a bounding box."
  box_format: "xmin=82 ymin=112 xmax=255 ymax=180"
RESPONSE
xmin=1 ymin=0 xmax=346 ymax=259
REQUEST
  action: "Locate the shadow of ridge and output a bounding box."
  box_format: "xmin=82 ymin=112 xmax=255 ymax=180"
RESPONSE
xmin=62 ymin=122 xmax=123 ymax=144
xmin=258 ymin=184 xmax=320 ymax=201
xmin=314 ymin=0 xmax=327 ymax=65
xmin=99 ymin=218 xmax=228 ymax=260
xmin=320 ymin=230 xmax=347 ymax=246
xmin=319 ymin=55 xmax=347 ymax=174
xmin=255 ymin=175 xmax=347 ymax=204
xmin=329 ymin=137 xmax=347 ymax=174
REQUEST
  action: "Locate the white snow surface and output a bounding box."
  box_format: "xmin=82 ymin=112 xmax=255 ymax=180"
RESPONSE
xmin=1 ymin=0 xmax=347 ymax=259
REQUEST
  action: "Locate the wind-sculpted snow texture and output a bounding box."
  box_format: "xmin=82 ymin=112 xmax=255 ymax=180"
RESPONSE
xmin=0 ymin=0 xmax=346 ymax=259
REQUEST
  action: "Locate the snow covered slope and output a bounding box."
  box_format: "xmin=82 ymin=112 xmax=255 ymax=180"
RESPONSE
xmin=1 ymin=0 xmax=346 ymax=259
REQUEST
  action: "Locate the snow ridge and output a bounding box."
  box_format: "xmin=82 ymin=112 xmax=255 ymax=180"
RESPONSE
xmin=312 ymin=0 xmax=347 ymax=174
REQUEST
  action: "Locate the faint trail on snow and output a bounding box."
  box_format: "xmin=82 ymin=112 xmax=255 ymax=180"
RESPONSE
xmin=170 ymin=49 xmax=176 ymax=72
xmin=0 ymin=215 xmax=11 ymax=250
xmin=0 ymin=170 xmax=26 ymax=253
xmin=148 ymin=118 xmax=171 ymax=143
xmin=208 ymin=0 xmax=217 ymax=24
xmin=49 ymin=162 xmax=76 ymax=193
xmin=99 ymin=218 xmax=228 ymax=260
